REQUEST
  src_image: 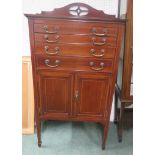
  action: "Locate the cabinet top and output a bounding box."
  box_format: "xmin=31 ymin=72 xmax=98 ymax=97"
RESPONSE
xmin=25 ymin=3 xmax=125 ymax=23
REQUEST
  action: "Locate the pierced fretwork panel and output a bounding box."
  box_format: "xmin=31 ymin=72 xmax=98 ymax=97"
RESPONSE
xmin=69 ymin=5 xmax=88 ymax=16
xmin=39 ymin=3 xmax=116 ymax=19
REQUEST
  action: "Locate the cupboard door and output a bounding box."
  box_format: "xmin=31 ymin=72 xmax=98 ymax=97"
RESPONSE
xmin=74 ymin=73 xmax=110 ymax=119
xmin=38 ymin=71 xmax=73 ymax=118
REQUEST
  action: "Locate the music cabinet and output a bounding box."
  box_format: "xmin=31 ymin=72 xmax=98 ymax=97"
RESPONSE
xmin=25 ymin=3 xmax=125 ymax=149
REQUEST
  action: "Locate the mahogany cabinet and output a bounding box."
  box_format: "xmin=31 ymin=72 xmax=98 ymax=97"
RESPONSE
xmin=25 ymin=3 xmax=125 ymax=149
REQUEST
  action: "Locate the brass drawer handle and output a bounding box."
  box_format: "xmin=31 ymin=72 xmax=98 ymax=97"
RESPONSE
xmin=92 ymin=27 xmax=107 ymax=37
xmin=90 ymin=49 xmax=105 ymax=57
xmin=44 ymin=59 xmax=61 ymax=68
xmin=93 ymin=33 xmax=106 ymax=37
xmin=43 ymin=25 xmax=59 ymax=34
xmin=44 ymin=35 xmax=59 ymax=43
xmin=93 ymin=42 xmax=106 ymax=46
xmin=92 ymin=38 xmax=106 ymax=46
xmin=44 ymin=46 xmax=60 ymax=55
xmin=89 ymin=62 xmax=104 ymax=71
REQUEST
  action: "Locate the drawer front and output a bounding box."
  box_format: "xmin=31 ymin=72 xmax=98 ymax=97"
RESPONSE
xmin=35 ymin=56 xmax=113 ymax=73
xmin=34 ymin=34 xmax=117 ymax=46
xmin=34 ymin=42 xmax=116 ymax=58
xmin=34 ymin=21 xmax=118 ymax=36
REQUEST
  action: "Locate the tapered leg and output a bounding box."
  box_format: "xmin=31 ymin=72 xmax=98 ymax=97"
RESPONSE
xmin=102 ymin=123 xmax=109 ymax=150
xmin=36 ymin=114 xmax=42 ymax=147
xmin=114 ymin=90 xmax=118 ymax=124
xmin=118 ymin=102 xmax=125 ymax=142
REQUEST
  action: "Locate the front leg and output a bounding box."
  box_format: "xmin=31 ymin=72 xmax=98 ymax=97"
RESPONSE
xmin=102 ymin=122 xmax=109 ymax=150
xmin=36 ymin=112 xmax=42 ymax=147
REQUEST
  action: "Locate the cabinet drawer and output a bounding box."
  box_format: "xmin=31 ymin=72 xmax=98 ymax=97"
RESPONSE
xmin=34 ymin=42 xmax=116 ymax=58
xmin=34 ymin=34 xmax=117 ymax=46
xmin=34 ymin=21 xmax=118 ymax=36
xmin=35 ymin=56 xmax=113 ymax=73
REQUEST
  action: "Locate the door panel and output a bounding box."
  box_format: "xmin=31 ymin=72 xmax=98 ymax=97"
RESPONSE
xmin=75 ymin=73 xmax=110 ymax=118
xmin=38 ymin=71 xmax=73 ymax=118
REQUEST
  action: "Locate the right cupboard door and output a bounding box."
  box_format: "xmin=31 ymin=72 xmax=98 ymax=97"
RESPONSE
xmin=74 ymin=73 xmax=111 ymax=120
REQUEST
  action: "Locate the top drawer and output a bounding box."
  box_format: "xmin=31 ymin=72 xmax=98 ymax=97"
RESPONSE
xmin=34 ymin=20 xmax=118 ymax=36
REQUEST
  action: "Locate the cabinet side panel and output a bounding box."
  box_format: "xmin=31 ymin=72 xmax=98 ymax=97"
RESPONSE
xmin=106 ymin=24 xmax=125 ymax=122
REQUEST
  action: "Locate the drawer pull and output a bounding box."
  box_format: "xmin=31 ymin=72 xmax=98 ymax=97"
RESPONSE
xmin=89 ymin=62 xmax=104 ymax=71
xmin=43 ymin=25 xmax=59 ymax=34
xmin=44 ymin=46 xmax=60 ymax=55
xmin=44 ymin=59 xmax=60 ymax=68
xmin=92 ymin=38 xmax=106 ymax=46
xmin=92 ymin=28 xmax=107 ymax=37
xmin=44 ymin=35 xmax=59 ymax=43
xmin=93 ymin=41 xmax=106 ymax=46
xmin=90 ymin=49 xmax=105 ymax=57
xmin=93 ymin=33 xmax=106 ymax=37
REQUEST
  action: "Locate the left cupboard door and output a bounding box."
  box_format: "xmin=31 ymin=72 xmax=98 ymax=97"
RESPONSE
xmin=37 ymin=70 xmax=73 ymax=119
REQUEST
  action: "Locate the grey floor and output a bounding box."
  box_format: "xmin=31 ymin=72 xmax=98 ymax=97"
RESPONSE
xmin=22 ymin=121 xmax=133 ymax=155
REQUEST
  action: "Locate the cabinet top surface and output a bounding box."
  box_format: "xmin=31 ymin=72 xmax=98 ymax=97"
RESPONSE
xmin=25 ymin=3 xmax=125 ymax=23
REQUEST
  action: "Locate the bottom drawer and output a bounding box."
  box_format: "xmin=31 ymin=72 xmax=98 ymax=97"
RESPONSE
xmin=35 ymin=56 xmax=113 ymax=73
